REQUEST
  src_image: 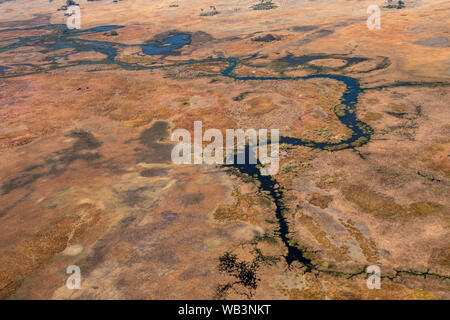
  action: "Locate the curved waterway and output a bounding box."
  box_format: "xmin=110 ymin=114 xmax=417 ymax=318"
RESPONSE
xmin=219 ymin=62 xmax=372 ymax=269
xmin=0 ymin=25 xmax=380 ymax=269
xmin=0 ymin=24 xmax=373 ymax=147
xmin=226 ymin=151 xmax=315 ymax=270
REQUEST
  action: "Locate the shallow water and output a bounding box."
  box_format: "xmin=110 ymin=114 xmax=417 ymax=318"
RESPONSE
xmin=141 ymin=33 xmax=191 ymax=56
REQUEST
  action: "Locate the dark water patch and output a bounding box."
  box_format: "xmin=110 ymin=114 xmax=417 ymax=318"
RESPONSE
xmin=0 ymin=24 xmax=130 ymax=77
xmin=71 ymin=25 xmax=124 ymax=36
xmin=44 ymin=52 xmax=72 ymax=61
xmin=0 ymin=24 xmax=170 ymax=77
xmin=224 ymin=148 xmax=314 ymax=270
xmin=141 ymin=32 xmax=191 ymax=56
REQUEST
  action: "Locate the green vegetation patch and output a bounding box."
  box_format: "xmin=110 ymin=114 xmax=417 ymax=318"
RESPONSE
xmin=251 ymin=0 xmax=278 ymax=10
xmin=344 ymin=184 xmax=444 ymax=219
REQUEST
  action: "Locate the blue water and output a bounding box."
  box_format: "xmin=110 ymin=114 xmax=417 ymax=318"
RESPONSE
xmin=140 ymin=33 xmax=191 ymax=56
xmin=72 ymin=25 xmax=124 ymax=35
xmin=225 ymin=149 xmax=314 ymax=269
xmin=0 ymin=24 xmax=374 ymax=152
xmin=0 ymin=25 xmax=191 ymax=66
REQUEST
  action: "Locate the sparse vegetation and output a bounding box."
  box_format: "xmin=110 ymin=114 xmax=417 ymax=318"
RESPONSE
xmin=251 ymin=0 xmax=277 ymax=10
xmin=280 ymin=160 xmax=299 ymax=174
xmin=104 ymin=30 xmax=118 ymax=37
xmin=344 ymin=184 xmax=443 ymax=219
xmin=215 ymin=252 xmax=260 ymax=299
xmin=200 ymin=6 xmax=219 ymax=16
xmin=384 ymin=0 xmax=405 ymax=9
